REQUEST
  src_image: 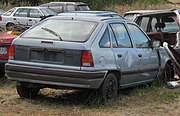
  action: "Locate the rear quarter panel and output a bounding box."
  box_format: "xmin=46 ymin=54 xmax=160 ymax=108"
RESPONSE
xmin=90 ymin=22 xmax=117 ymax=71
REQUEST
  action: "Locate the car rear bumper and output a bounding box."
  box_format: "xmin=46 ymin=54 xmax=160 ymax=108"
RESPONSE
xmin=5 ymin=63 xmax=107 ymax=89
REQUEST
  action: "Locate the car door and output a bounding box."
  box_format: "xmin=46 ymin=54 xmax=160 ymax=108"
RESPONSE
xmin=127 ymin=23 xmax=159 ymax=82
xmin=109 ymin=23 xmax=142 ymax=88
xmin=28 ymin=9 xmax=42 ymax=26
xmin=13 ymin=8 xmax=29 ymax=25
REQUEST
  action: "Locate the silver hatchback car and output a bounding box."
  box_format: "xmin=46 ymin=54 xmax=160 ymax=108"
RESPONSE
xmin=6 ymin=16 xmax=174 ymax=102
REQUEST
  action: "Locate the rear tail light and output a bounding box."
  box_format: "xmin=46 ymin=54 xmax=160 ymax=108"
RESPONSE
xmin=9 ymin=44 xmax=15 ymax=60
xmin=0 ymin=16 xmax=2 ymax=21
xmin=81 ymin=50 xmax=94 ymax=67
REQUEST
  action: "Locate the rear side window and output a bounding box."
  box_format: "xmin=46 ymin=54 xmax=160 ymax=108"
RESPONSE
xmin=49 ymin=3 xmax=63 ymax=13
xmin=21 ymin=19 xmax=98 ymax=42
xmin=99 ymin=28 xmax=110 ymax=48
xmin=67 ymin=5 xmax=76 ymax=11
xmin=110 ymin=23 xmax=132 ymax=48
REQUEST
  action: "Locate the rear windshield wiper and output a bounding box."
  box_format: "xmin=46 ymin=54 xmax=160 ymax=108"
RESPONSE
xmin=41 ymin=27 xmax=62 ymax=41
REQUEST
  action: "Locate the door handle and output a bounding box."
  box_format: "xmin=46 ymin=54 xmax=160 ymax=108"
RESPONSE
xmin=13 ymin=18 xmax=16 ymax=20
xmin=29 ymin=19 xmax=32 ymax=21
xmin=117 ymin=54 xmax=122 ymax=58
xmin=138 ymin=54 xmax=142 ymax=57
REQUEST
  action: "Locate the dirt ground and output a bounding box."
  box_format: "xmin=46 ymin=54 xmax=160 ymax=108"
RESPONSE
xmin=0 ymin=82 xmax=180 ymax=116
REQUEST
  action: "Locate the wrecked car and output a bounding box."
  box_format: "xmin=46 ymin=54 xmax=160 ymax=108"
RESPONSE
xmin=0 ymin=29 xmax=17 ymax=79
xmin=5 ymin=16 xmax=174 ymax=102
xmin=134 ymin=9 xmax=180 ymax=55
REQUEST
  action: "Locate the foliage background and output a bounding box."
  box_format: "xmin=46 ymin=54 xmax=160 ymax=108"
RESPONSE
xmin=1 ymin=0 xmax=168 ymax=10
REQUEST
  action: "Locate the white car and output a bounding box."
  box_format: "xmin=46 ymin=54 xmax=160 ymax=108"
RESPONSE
xmin=124 ymin=10 xmax=157 ymax=20
xmin=0 ymin=6 xmax=57 ymax=28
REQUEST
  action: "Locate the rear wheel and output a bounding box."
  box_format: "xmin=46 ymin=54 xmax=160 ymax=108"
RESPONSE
xmin=98 ymin=73 xmax=118 ymax=102
xmin=16 ymin=82 xmax=39 ymax=99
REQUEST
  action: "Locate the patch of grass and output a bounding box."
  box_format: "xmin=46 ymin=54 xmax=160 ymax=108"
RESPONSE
xmin=0 ymin=81 xmax=16 ymax=88
xmin=160 ymin=91 xmax=180 ymax=103
xmin=13 ymin=98 xmax=23 ymax=105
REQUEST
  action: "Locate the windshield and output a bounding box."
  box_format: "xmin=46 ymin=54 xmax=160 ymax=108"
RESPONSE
xmin=21 ymin=19 xmax=98 ymax=42
xmin=40 ymin=8 xmax=57 ymax=16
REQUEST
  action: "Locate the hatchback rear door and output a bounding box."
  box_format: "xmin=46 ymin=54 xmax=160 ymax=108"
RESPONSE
xmin=13 ymin=18 xmax=98 ymax=69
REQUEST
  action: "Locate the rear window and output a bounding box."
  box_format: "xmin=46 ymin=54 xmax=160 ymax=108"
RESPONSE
xmin=21 ymin=19 xmax=98 ymax=42
xmin=77 ymin=5 xmax=90 ymax=11
xmin=124 ymin=13 xmax=136 ymax=20
xmin=40 ymin=8 xmax=57 ymax=16
xmin=3 ymin=8 xmax=16 ymax=16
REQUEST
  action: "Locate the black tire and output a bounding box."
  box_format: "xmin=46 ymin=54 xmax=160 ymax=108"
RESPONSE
xmin=6 ymin=23 xmax=15 ymax=31
xmin=162 ymin=63 xmax=174 ymax=82
xmin=16 ymin=82 xmax=39 ymax=99
xmin=0 ymin=65 xmax=5 ymax=81
xmin=98 ymin=73 xmax=118 ymax=102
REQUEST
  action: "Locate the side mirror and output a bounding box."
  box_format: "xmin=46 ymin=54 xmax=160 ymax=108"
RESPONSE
xmin=152 ymin=40 xmax=161 ymax=48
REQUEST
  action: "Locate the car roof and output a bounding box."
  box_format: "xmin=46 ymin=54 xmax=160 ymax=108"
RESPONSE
xmin=50 ymin=2 xmax=86 ymax=4
xmin=40 ymin=2 xmax=87 ymax=6
xmin=124 ymin=10 xmax=158 ymax=15
xmin=58 ymin=11 xmax=123 ymax=18
xmin=137 ymin=9 xmax=177 ymax=16
xmin=15 ymin=6 xmax=49 ymax=9
xmin=48 ymin=15 xmax=129 ymax=23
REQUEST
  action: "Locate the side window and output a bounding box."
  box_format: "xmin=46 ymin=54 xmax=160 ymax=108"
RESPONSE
xmin=127 ymin=23 xmax=150 ymax=48
xmin=99 ymin=28 xmax=111 ymax=48
xmin=50 ymin=3 xmax=63 ymax=13
xmin=110 ymin=23 xmax=132 ymax=48
xmin=67 ymin=5 xmax=76 ymax=11
xmin=29 ymin=9 xmax=42 ymax=18
xmin=139 ymin=17 xmax=150 ymax=32
xmin=14 ymin=8 xmax=28 ymax=17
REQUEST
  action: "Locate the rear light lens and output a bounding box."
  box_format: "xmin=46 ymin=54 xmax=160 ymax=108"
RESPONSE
xmin=81 ymin=50 xmax=94 ymax=67
xmin=9 ymin=44 xmax=15 ymax=60
xmin=0 ymin=16 xmax=2 ymax=21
